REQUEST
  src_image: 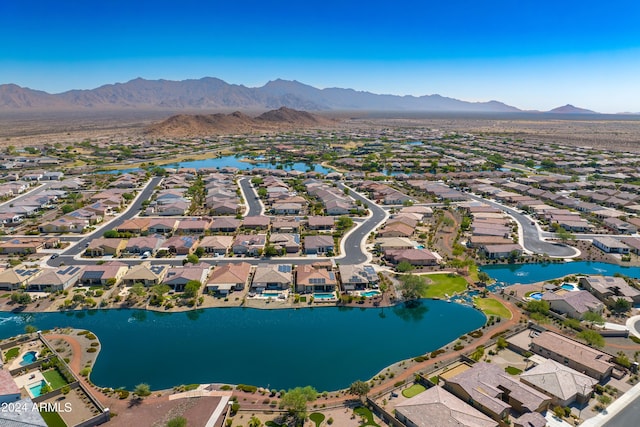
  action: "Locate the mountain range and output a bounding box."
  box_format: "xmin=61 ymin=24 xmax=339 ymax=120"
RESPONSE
xmin=0 ymin=77 xmax=599 ymax=114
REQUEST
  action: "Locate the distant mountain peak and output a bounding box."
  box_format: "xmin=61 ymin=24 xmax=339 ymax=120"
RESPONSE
xmin=547 ymin=104 xmax=598 ymax=114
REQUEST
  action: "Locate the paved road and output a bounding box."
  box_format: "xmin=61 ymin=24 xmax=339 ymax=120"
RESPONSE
xmin=601 ymin=392 xmax=640 ymax=427
xmin=47 ymin=176 xmax=163 ymax=267
xmin=465 ymin=193 xmax=577 ymax=257
xmin=335 ymin=183 xmax=387 ymax=264
xmin=237 ymin=177 xmax=263 ymax=217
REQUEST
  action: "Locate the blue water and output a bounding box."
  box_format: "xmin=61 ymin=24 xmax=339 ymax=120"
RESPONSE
xmin=361 ymin=291 xmax=381 ymax=298
xmin=481 ymin=261 xmax=640 ymax=285
xmin=529 ymin=292 xmax=543 ymax=301
xmin=0 ymin=303 xmax=485 ymax=391
xmin=19 ymin=351 xmax=37 ymax=366
xmin=262 ymin=292 xmax=280 ymax=297
xmin=313 ymin=293 xmax=335 ymax=300
xmin=561 ymin=283 xmax=577 ymax=291
xmin=100 ymin=156 xmax=332 ymax=174
xmin=29 ymin=380 xmax=47 ymax=397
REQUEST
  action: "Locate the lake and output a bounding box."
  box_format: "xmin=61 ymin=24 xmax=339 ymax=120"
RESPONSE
xmin=0 ymin=301 xmax=484 ymax=392
xmin=100 ymin=155 xmax=333 ymax=175
xmin=481 ymin=261 xmax=640 ymax=285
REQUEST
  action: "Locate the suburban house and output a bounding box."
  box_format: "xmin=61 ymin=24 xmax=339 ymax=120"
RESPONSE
xmin=269 ymin=233 xmax=301 ymax=254
xmin=157 ymin=200 xmax=190 ymax=216
xmin=163 ymin=265 xmax=210 ymax=292
xmin=592 ymin=237 xmax=630 ymax=254
xmin=199 ymin=235 xmax=233 ymax=255
xmin=86 ymin=238 xmax=128 ymax=257
xmin=206 ymin=262 xmax=252 ymax=295
xmin=306 ymin=216 xmax=335 ymax=231
xmin=79 ymin=262 xmax=128 ymax=287
xmin=271 ymin=220 xmax=301 ymax=233
xmin=304 ymin=235 xmax=334 ymax=255
xmin=519 ymin=359 xmax=597 ymax=407
xmin=377 ymin=222 xmax=414 ymax=238
xmin=0 ymin=238 xmax=46 ymax=255
xmin=0 ymin=267 xmax=42 ymax=291
xmin=272 ymin=202 xmax=302 ymax=215
xmin=38 ymin=216 xmax=88 ymax=233
xmin=148 ymin=218 xmax=178 ymax=234
xmin=116 ymin=218 xmax=150 ymax=234
xmin=0 ymin=370 xmax=21 ymax=405
xmin=295 ymin=265 xmax=337 ymax=294
xmin=578 ymin=275 xmax=640 ymax=305
xmin=210 ymin=217 xmax=242 ymax=233
xmin=508 ymin=330 xmax=615 ymax=382
xmin=442 ymin=362 xmax=551 ymax=423
xmin=542 ymin=290 xmax=605 ymax=319
xmin=395 ymin=386 xmax=497 ymax=427
xmin=242 ymin=216 xmax=270 ymax=230
xmin=481 ymin=243 xmax=523 ymax=259
xmin=121 ymin=263 xmax=168 ymax=286
xmin=384 ymin=248 xmax=439 ymax=266
xmin=124 ymin=236 xmax=164 ymax=256
xmin=164 ymin=235 xmax=198 ymax=255
xmin=251 ymin=264 xmax=293 ymax=292
xmin=338 ymin=264 xmax=379 ymax=291
xmin=376 ymin=237 xmax=415 ymax=252
xmin=209 ymin=200 xmax=240 ymax=215
xmin=232 ymin=234 xmax=266 ymax=256
xmin=26 ymin=266 xmax=82 ymax=291
xmin=176 ymin=218 xmax=211 ymax=234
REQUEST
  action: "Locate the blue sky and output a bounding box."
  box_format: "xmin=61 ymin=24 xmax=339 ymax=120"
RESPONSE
xmin=1 ymin=0 xmax=639 ymax=112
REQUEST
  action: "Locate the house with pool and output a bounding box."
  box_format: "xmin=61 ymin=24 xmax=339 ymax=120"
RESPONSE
xmin=578 ymin=275 xmax=640 ymax=305
xmin=338 ymin=264 xmax=379 ymax=291
xmin=295 ymin=264 xmax=337 ymax=296
xmin=541 ymin=290 xmax=604 ymax=319
xmin=206 ymin=262 xmax=252 ymax=296
xmin=251 ymin=264 xmax=292 ymax=294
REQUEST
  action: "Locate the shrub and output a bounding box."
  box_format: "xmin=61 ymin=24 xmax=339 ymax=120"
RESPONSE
xmin=86 ymin=347 xmax=97 ymax=353
xmin=393 ymin=380 xmax=405 ymax=387
xmin=118 ymin=390 xmax=129 ymax=399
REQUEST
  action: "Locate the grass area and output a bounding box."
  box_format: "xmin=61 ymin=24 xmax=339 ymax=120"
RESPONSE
xmin=473 ymin=297 xmax=512 ymax=319
xmin=468 ymin=263 xmax=480 ymax=283
xmin=43 ymin=369 xmax=69 ymax=390
xmin=309 ymin=412 xmax=325 ymax=427
xmin=354 ymin=406 xmax=380 ymax=427
xmin=40 ymin=411 xmax=67 ymax=427
xmin=4 ymin=347 xmax=19 ymax=361
xmin=421 ymin=273 xmax=467 ymax=299
xmin=402 ymin=383 xmax=426 ymax=398
xmin=505 ymin=366 xmax=523 ymax=375
xmin=429 ymin=375 xmax=439 ymax=385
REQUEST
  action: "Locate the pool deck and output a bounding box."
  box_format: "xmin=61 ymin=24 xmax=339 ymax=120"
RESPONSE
xmin=13 ymin=370 xmax=45 ymax=397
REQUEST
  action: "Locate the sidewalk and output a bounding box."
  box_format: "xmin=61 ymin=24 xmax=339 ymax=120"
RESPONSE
xmin=581 ymin=380 xmax=640 ymax=426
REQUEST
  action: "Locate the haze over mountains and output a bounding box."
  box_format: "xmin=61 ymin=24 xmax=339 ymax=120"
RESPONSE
xmin=0 ymin=77 xmax=599 ymax=114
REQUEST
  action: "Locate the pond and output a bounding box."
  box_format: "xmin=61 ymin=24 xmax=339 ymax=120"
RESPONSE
xmin=0 ymin=300 xmax=484 ymax=392
xmin=480 ymin=261 xmax=640 ymax=285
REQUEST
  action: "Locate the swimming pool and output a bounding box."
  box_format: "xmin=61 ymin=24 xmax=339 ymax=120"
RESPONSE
xmin=529 ymin=292 xmax=543 ymax=301
xmin=561 ymin=283 xmax=578 ymax=291
xmin=361 ymin=291 xmax=381 ymax=298
xmin=28 ymin=380 xmax=47 ymax=398
xmin=19 ymin=351 xmax=37 ymax=366
xmin=313 ymin=293 xmax=335 ymax=300
xmin=262 ymin=292 xmax=280 ymax=298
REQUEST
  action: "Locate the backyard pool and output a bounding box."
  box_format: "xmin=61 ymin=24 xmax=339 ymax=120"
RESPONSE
xmin=561 ymin=283 xmax=578 ymax=291
xmin=529 ymin=292 xmax=543 ymax=301
xmin=314 ymin=293 xmax=335 ymax=300
xmin=19 ymin=351 xmax=37 ymax=366
xmin=361 ymin=291 xmax=381 ymax=298
xmin=28 ymin=380 xmax=47 ymax=398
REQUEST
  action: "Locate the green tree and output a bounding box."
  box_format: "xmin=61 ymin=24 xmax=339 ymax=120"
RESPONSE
xmin=496 ymin=336 xmax=508 ymax=350
xmin=248 ymin=416 xmax=262 ymax=427
xmin=477 ymin=271 xmax=491 ymax=284
xmin=336 ymin=216 xmax=354 ymax=230
xmin=583 ymin=311 xmax=605 ymax=325
xmin=184 ymin=280 xmax=201 ymax=299
xmin=103 ymin=230 xmax=119 ymax=238
xmin=556 ymin=227 xmax=575 ymax=243
xmin=24 ymin=324 xmax=37 ymax=334
xmin=10 ymin=292 xmax=32 ymax=305
xmin=281 ymin=386 xmax=317 ymax=424
xmin=184 ymin=253 xmax=199 ymax=265
xmin=577 ymin=329 xmax=605 ymax=348
xmin=263 ymin=244 xmax=280 ymax=257
xmin=399 ymin=274 xmax=428 ymax=304
xmin=611 ymin=297 xmax=632 ymax=313
xmin=134 ymin=383 xmax=151 ymax=398
xmin=167 ymin=417 xmax=187 ymax=427
xmin=396 ymin=261 xmax=414 ymax=273
xmin=130 ymin=283 xmax=146 ymax=297
xmin=348 ymin=380 xmax=370 ymax=402
xmin=525 ymin=299 xmax=550 ymax=315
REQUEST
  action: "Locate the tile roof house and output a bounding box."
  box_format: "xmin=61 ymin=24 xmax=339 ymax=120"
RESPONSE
xmin=542 ymin=290 xmax=605 ymax=319
xmin=176 ymin=218 xmax=212 ymax=234
xmin=232 ymin=234 xmax=266 ymax=256
xmin=210 ymin=217 xmax=242 ymax=232
xmin=80 ymin=262 xmax=128 ymax=287
xmin=306 ymin=216 xmax=335 ymax=230
xmin=163 ymin=265 xmax=210 ymax=291
xmin=269 ymin=233 xmax=301 ymax=254
xmin=304 ymin=235 xmax=334 ymax=255
xmin=26 ymin=265 xmax=82 ymax=291
xmin=148 ymin=218 xmax=178 ymax=234
xmin=338 ymin=264 xmax=379 ymax=291
xmin=579 ymin=275 xmax=640 ymax=304
xmin=86 ymin=238 xmax=128 ymax=257
xmin=251 ymin=264 xmax=293 ymax=292
xmin=0 ymin=267 xmax=42 ymax=291
xmin=121 ymin=263 xmax=168 ymax=286
xmin=206 ymin=262 xmax=252 ymax=295
xmin=124 ymin=236 xmax=164 ymax=255
xmin=242 ymin=215 xmax=271 ymax=229
xmin=116 ymin=218 xmax=150 ymax=234
xmin=384 ymin=248 xmax=439 ymax=266
xmin=199 ymin=235 xmax=233 ymax=255
xmin=443 ymin=362 xmax=551 ymax=422
xmin=519 ymin=359 xmax=597 ymax=406
xmin=295 ymin=264 xmax=337 ymax=293
xmin=164 ymin=235 xmax=198 ymax=255
xmin=395 ymin=385 xmax=497 ymax=427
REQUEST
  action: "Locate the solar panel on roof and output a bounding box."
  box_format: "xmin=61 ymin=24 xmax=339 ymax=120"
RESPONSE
xmin=278 ymin=265 xmax=292 ymax=273
xmin=82 ymin=271 xmax=104 ymax=279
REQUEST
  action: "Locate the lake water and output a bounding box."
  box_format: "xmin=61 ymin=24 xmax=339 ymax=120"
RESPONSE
xmin=100 ymin=155 xmax=332 ymax=174
xmin=481 ymin=261 xmax=640 ymax=285
xmin=0 ymin=301 xmax=484 ymax=392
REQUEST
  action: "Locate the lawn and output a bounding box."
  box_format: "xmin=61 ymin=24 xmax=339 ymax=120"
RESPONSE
xmin=473 ymin=297 xmax=512 ymax=319
xmin=309 ymin=412 xmax=325 ymax=427
xmin=40 ymin=411 xmax=67 ymax=427
xmin=421 ymin=273 xmax=467 ymax=299
xmin=505 ymin=366 xmax=523 ymax=375
xmin=354 ymin=406 xmax=380 ymax=427
xmin=43 ymin=369 xmax=69 ymax=390
xmin=401 ymin=384 xmax=426 ymax=398
xmin=4 ymin=347 xmax=20 ymax=361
